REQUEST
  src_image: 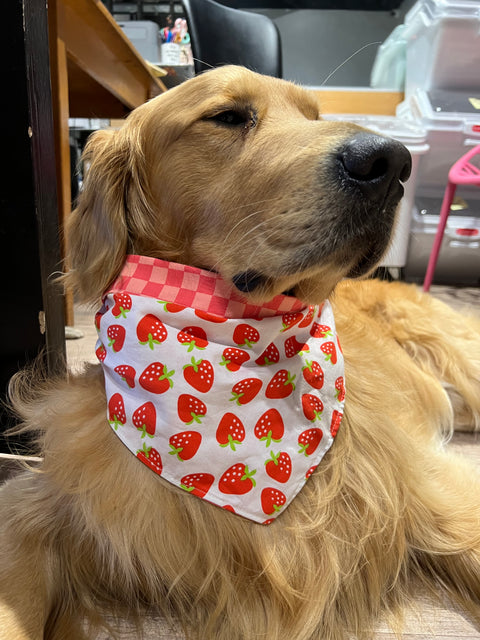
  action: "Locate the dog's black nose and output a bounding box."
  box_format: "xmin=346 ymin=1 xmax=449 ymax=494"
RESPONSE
xmin=338 ymin=133 xmax=412 ymax=202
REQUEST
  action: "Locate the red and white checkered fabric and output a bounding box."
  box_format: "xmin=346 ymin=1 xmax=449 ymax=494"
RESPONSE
xmin=110 ymin=254 xmax=306 ymax=319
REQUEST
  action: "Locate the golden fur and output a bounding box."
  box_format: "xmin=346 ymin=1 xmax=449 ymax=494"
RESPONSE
xmin=1 ymin=66 xmax=480 ymax=640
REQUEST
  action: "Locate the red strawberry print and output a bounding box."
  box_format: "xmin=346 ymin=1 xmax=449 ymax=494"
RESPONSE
xmin=265 ymin=370 xmax=296 ymax=399
xmin=183 ymin=357 xmax=214 ymax=393
xmin=284 ymin=336 xmax=309 ymax=358
xmin=302 ymin=360 xmax=324 ymax=390
xmin=132 ymin=401 xmax=156 ymax=438
xmin=255 ymin=342 xmax=280 ymax=366
xmin=114 ymin=364 xmax=136 ymax=389
xmin=230 ymin=378 xmax=262 ymax=405
xmin=169 ymin=431 xmax=202 ymax=461
xmin=159 ymin=301 xmax=186 ymax=313
xmin=220 ymin=347 xmax=250 ymax=372
xmin=298 ymin=428 xmax=323 ymax=456
xmin=298 ymin=306 xmax=315 ymax=328
xmin=265 ymin=451 xmax=291 ymax=483
xmin=136 ymin=314 xmax=168 ymax=350
xmin=107 ymin=325 xmax=126 ymax=352
xmin=112 ymin=293 xmax=132 ymax=318
xmin=181 ymin=472 xmax=214 ymax=498
xmin=218 ymin=463 xmax=256 ymax=495
xmin=139 ymin=362 xmax=175 ymax=394
xmin=95 ymin=343 xmax=107 ymax=362
xmin=194 ymin=309 xmax=227 ymax=323
xmin=223 ymin=505 xmax=236 ymax=513
xmin=216 ymin=413 xmax=245 ymax=451
xmin=335 ymin=376 xmax=345 ymax=402
xmin=178 ymin=394 xmax=207 ymax=425
xmin=330 ymin=410 xmax=343 ymax=437
xmin=310 ymin=323 xmax=332 ymax=339
xmin=302 ymin=394 xmax=324 ymax=422
xmin=254 ymin=409 xmax=284 ymax=446
xmin=261 ymin=488 xmax=287 ymax=515
xmin=232 ymin=323 xmax=260 ymax=348
xmin=137 ymin=443 xmax=163 ymax=474
xmin=177 ymin=326 xmax=208 ymax=351
xmin=108 ymin=393 xmax=126 ymax=430
xmin=281 ymin=312 xmax=303 ymax=332
xmin=321 ymin=341 xmax=337 ymax=364
xmin=95 ymin=309 xmax=105 ymax=331
xmin=306 ymin=464 xmax=318 ymax=479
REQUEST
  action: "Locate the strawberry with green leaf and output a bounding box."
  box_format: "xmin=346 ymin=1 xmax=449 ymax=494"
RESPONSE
xmin=183 ymin=357 xmax=214 ymax=392
xmin=136 ymin=314 xmax=168 ymax=350
xmin=261 ymin=487 xmax=287 ymax=515
xmin=169 ymin=431 xmax=202 ymax=461
xmin=139 ymin=362 xmax=175 ymax=394
xmin=177 ymin=394 xmax=207 ymax=425
xmin=181 ymin=473 xmax=214 ymax=498
xmin=302 ymin=394 xmax=324 ymax=422
xmin=132 ymin=401 xmax=156 ymax=438
xmin=230 ymin=378 xmax=262 ymax=405
xmin=265 ymin=370 xmax=296 ymax=399
xmin=137 ymin=443 xmax=163 ymax=474
xmin=220 ymin=347 xmax=250 ymax=372
xmin=216 ymin=413 xmax=245 ymax=451
xmin=107 ymin=325 xmax=126 ymax=352
xmin=219 ymin=463 xmax=256 ymax=495
xmin=298 ymin=428 xmax=323 ymax=456
xmin=265 ymin=451 xmax=291 ymax=483
xmin=255 ymin=342 xmax=280 ymax=366
xmin=108 ymin=393 xmax=126 ymax=430
xmin=114 ymin=364 xmax=136 ymax=389
xmin=112 ymin=293 xmax=132 ymax=318
xmin=254 ymin=409 xmax=284 ymax=446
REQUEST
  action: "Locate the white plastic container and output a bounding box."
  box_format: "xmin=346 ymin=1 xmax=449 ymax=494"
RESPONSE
xmin=118 ymin=20 xmax=160 ymax=62
xmin=371 ymin=0 xmax=480 ymax=96
xmin=322 ymin=114 xmax=429 ymax=268
xmin=403 ymin=0 xmax=480 ymax=98
xmin=397 ymin=88 xmax=480 ymax=189
xmin=370 ymin=24 xmax=407 ymax=91
xmin=405 ymin=195 xmax=480 ymax=284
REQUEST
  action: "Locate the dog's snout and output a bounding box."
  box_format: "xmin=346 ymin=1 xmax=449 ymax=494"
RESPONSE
xmin=338 ymin=133 xmax=412 ymax=201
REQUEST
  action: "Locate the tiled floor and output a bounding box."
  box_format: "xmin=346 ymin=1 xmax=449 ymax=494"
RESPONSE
xmin=64 ymin=284 xmax=480 ymax=640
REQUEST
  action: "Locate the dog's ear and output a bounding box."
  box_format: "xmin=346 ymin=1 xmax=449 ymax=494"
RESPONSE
xmin=64 ymin=125 xmax=151 ymax=303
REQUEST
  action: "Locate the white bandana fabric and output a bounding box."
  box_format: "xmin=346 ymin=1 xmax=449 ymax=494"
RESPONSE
xmin=96 ymin=255 xmax=345 ymax=525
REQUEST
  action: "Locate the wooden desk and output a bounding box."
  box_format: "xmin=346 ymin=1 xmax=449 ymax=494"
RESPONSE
xmin=48 ymin=0 xmax=167 ymax=324
xmin=311 ymin=88 xmax=403 ymax=115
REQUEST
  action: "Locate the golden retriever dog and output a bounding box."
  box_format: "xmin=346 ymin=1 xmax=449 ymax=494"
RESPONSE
xmin=1 ymin=66 xmax=480 ymax=640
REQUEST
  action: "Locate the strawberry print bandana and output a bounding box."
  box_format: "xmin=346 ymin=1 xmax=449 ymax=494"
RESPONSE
xmin=96 ymin=255 xmax=345 ymax=525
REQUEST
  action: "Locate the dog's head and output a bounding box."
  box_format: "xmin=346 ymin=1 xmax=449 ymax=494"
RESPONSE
xmin=67 ymin=66 xmax=411 ymax=305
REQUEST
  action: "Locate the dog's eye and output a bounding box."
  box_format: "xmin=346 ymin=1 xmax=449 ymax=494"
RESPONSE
xmin=208 ymin=110 xmax=254 ymax=128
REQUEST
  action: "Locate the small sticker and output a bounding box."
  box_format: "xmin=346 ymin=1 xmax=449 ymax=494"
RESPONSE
xmin=468 ymin=97 xmax=480 ymax=110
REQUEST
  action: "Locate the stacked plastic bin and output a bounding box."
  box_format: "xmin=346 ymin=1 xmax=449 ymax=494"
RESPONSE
xmin=374 ymin=0 xmax=480 ymax=284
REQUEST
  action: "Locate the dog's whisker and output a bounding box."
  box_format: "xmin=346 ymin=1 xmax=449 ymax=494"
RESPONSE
xmin=320 ymin=41 xmax=382 ymax=86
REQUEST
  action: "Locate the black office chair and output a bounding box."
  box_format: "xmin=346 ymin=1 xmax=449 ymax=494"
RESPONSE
xmin=181 ymin=0 xmax=282 ymax=77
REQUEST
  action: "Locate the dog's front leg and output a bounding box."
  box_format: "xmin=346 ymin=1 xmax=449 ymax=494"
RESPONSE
xmin=0 ymin=530 xmax=51 ymax=640
xmin=0 ymin=475 xmax=57 ymax=640
xmin=406 ymin=451 xmax=480 ymax=626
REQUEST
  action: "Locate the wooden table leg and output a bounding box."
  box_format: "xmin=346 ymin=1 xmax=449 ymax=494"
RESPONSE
xmin=48 ymin=0 xmax=74 ymax=327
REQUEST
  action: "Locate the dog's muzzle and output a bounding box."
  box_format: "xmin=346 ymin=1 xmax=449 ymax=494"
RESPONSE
xmin=337 ymin=133 xmax=412 ymax=204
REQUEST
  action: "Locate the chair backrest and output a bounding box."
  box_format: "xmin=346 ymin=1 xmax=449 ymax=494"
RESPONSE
xmin=181 ymin=0 xmax=282 ymax=78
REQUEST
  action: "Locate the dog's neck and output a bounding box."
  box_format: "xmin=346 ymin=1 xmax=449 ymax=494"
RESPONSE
xmin=96 ymin=255 xmax=345 ymax=524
